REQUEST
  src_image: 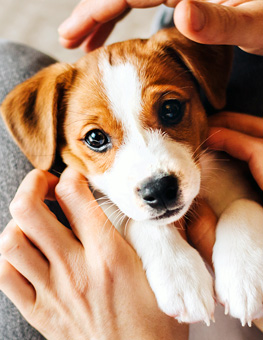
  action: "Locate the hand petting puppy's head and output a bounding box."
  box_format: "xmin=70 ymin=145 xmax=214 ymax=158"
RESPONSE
xmin=1 ymin=28 xmax=232 ymax=224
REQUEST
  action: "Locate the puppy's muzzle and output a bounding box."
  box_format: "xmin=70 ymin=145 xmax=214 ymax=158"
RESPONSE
xmin=139 ymin=175 xmax=179 ymax=211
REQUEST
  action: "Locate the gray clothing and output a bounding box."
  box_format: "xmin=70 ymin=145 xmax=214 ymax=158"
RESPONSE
xmin=0 ymin=39 xmax=263 ymax=339
xmin=0 ymin=40 xmax=56 ymax=340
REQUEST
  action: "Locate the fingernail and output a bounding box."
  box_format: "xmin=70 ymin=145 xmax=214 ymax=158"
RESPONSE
xmin=190 ymin=3 xmax=206 ymax=32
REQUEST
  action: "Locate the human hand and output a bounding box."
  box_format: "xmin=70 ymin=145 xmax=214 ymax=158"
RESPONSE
xmin=174 ymin=0 xmax=263 ymax=55
xmin=206 ymin=112 xmax=263 ymax=190
xmin=0 ymin=168 xmax=188 ymax=340
xmin=182 ymin=113 xmax=263 ymax=270
xmin=58 ymin=0 xmax=263 ymax=55
xmin=58 ymin=0 xmax=178 ymax=51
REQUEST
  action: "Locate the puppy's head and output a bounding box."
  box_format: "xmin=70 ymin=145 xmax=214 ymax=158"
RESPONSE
xmin=1 ymin=28 xmax=232 ymax=224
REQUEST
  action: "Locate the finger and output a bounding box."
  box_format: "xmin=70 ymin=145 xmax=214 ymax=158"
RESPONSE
xmin=0 ymin=257 xmax=35 ymax=314
xmin=12 ymin=169 xmax=59 ymax=201
xmin=60 ymin=8 xmax=131 ymax=51
xmin=81 ymin=7 xmax=132 ymax=52
xmin=81 ymin=21 xmax=118 ymax=52
xmin=187 ymin=199 xmax=217 ymax=268
xmin=174 ymin=0 xmax=263 ymax=55
xmin=58 ymin=0 xmax=177 ymax=42
xmin=59 ymin=35 xmax=89 ymax=50
xmin=0 ymin=220 xmax=49 ymax=287
xmin=207 ymin=127 xmax=263 ymax=190
xmin=10 ymin=170 xmax=78 ymax=259
xmin=58 ymin=0 xmax=130 ymax=42
xmin=55 ymin=167 xmax=122 ymax=249
xmin=208 ymin=112 xmax=263 ymax=138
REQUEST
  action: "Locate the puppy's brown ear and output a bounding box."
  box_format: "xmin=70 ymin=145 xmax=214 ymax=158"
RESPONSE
xmin=152 ymin=28 xmax=233 ymax=109
xmin=1 ymin=63 xmax=75 ymax=170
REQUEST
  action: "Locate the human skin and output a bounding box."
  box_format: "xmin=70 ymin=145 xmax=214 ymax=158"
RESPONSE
xmin=0 ymin=113 xmax=262 ymax=338
xmin=0 ymin=168 xmax=190 ymax=340
xmin=207 ymin=112 xmax=263 ymax=190
xmin=58 ymin=0 xmax=263 ymax=55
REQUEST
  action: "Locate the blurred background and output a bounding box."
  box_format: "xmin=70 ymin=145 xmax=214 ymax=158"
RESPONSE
xmin=0 ymin=0 xmax=158 ymax=62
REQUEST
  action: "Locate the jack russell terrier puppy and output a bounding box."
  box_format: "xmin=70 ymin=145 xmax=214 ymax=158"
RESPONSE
xmin=1 ymin=28 xmax=263 ymax=326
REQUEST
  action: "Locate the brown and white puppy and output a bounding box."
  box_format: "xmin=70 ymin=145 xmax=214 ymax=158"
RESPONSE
xmin=2 ymin=28 xmax=263 ymax=326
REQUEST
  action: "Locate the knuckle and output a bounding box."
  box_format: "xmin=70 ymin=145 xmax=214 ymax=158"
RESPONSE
xmin=0 ymin=224 xmax=22 ymax=255
xmin=9 ymin=192 xmax=36 ymax=218
xmin=55 ymin=176 xmax=87 ymax=207
xmin=31 ymin=168 xmax=46 ymax=179
xmin=220 ymin=7 xmax=236 ymax=38
xmin=30 ymin=168 xmax=48 ymax=186
xmin=55 ymin=177 xmax=75 ymax=200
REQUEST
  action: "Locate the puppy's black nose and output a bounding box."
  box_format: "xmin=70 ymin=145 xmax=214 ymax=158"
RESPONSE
xmin=139 ymin=175 xmax=179 ymax=210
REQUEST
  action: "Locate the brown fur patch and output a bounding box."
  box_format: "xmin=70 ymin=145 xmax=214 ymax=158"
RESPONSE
xmin=1 ymin=27 xmax=231 ymax=175
xmin=60 ymin=51 xmax=124 ymax=176
xmin=61 ymin=38 xmax=209 ymax=176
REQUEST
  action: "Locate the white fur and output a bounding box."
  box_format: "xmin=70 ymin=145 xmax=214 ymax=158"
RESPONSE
xmin=91 ymin=129 xmax=201 ymax=222
xmin=213 ymin=199 xmax=263 ymax=325
xmin=93 ymin=59 xmax=201 ymax=222
xmin=90 ymin=57 xmax=263 ymax=325
xmin=99 ymin=58 xmax=142 ymax=132
xmin=200 ymin=152 xmax=263 ymax=325
xmin=126 ymin=220 xmax=214 ymax=324
xmin=89 ymin=58 xmax=214 ymax=323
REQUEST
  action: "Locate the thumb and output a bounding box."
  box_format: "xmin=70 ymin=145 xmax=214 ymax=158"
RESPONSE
xmin=55 ymin=168 xmax=118 ymax=248
xmin=174 ymin=0 xmax=263 ymax=55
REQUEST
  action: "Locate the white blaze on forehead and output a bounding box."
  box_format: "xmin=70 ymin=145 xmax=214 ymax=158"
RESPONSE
xmin=100 ymin=57 xmax=143 ymax=135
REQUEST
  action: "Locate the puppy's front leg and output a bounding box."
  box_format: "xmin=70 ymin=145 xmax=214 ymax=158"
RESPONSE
xmin=126 ymin=221 xmax=215 ymax=324
xmin=213 ymin=199 xmax=263 ymax=326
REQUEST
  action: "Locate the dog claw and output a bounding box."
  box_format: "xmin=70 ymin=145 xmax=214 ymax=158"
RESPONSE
xmin=204 ymin=317 xmax=210 ymax=327
xmin=247 ymin=320 xmax=252 ymax=327
xmin=241 ymin=318 xmax=246 ymax=327
xmin=224 ymin=302 xmax=229 ymax=315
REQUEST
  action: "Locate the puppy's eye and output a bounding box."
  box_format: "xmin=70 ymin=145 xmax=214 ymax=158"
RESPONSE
xmin=84 ymin=129 xmax=111 ymax=152
xmin=159 ymin=99 xmax=185 ymax=126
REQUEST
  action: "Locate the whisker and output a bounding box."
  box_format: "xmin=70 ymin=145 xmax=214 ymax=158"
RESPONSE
xmin=193 ymin=129 xmax=223 ymax=160
xmin=112 ymin=210 xmax=126 ymax=230
xmin=100 ymin=207 xmax=122 ymax=239
xmin=124 ymin=217 xmax=131 ymax=238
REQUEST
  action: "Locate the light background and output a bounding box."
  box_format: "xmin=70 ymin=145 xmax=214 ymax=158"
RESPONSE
xmin=0 ymin=0 xmax=158 ymax=62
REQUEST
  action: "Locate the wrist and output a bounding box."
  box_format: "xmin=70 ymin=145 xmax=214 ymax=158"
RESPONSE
xmin=115 ymin=309 xmax=188 ymax=340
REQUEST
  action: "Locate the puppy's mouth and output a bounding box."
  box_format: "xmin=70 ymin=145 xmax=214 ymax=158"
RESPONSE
xmin=151 ymin=205 xmax=184 ymax=221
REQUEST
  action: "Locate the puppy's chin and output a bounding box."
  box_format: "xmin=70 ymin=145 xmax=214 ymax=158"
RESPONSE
xmin=128 ymin=200 xmax=192 ymax=226
xmin=148 ymin=202 xmax=191 ymax=225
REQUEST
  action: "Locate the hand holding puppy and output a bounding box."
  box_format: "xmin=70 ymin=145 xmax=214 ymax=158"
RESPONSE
xmin=58 ymin=0 xmax=263 ymax=55
xmin=0 ymin=168 xmax=188 ymax=340
xmin=1 ymin=112 xmax=262 ymax=337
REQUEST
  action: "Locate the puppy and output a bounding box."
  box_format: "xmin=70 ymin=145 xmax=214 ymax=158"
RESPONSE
xmin=1 ymin=28 xmax=263 ymax=326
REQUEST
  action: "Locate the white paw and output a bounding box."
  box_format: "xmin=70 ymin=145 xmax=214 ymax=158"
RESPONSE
xmin=214 ymin=249 xmax=263 ymax=325
xmin=146 ymin=246 xmax=215 ymax=325
xmin=213 ymin=199 xmax=263 ymax=326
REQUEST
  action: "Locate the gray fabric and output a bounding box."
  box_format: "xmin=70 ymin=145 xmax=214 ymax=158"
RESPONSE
xmin=0 ymin=40 xmax=56 ymax=340
xmin=0 ymin=39 xmax=57 ymax=229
